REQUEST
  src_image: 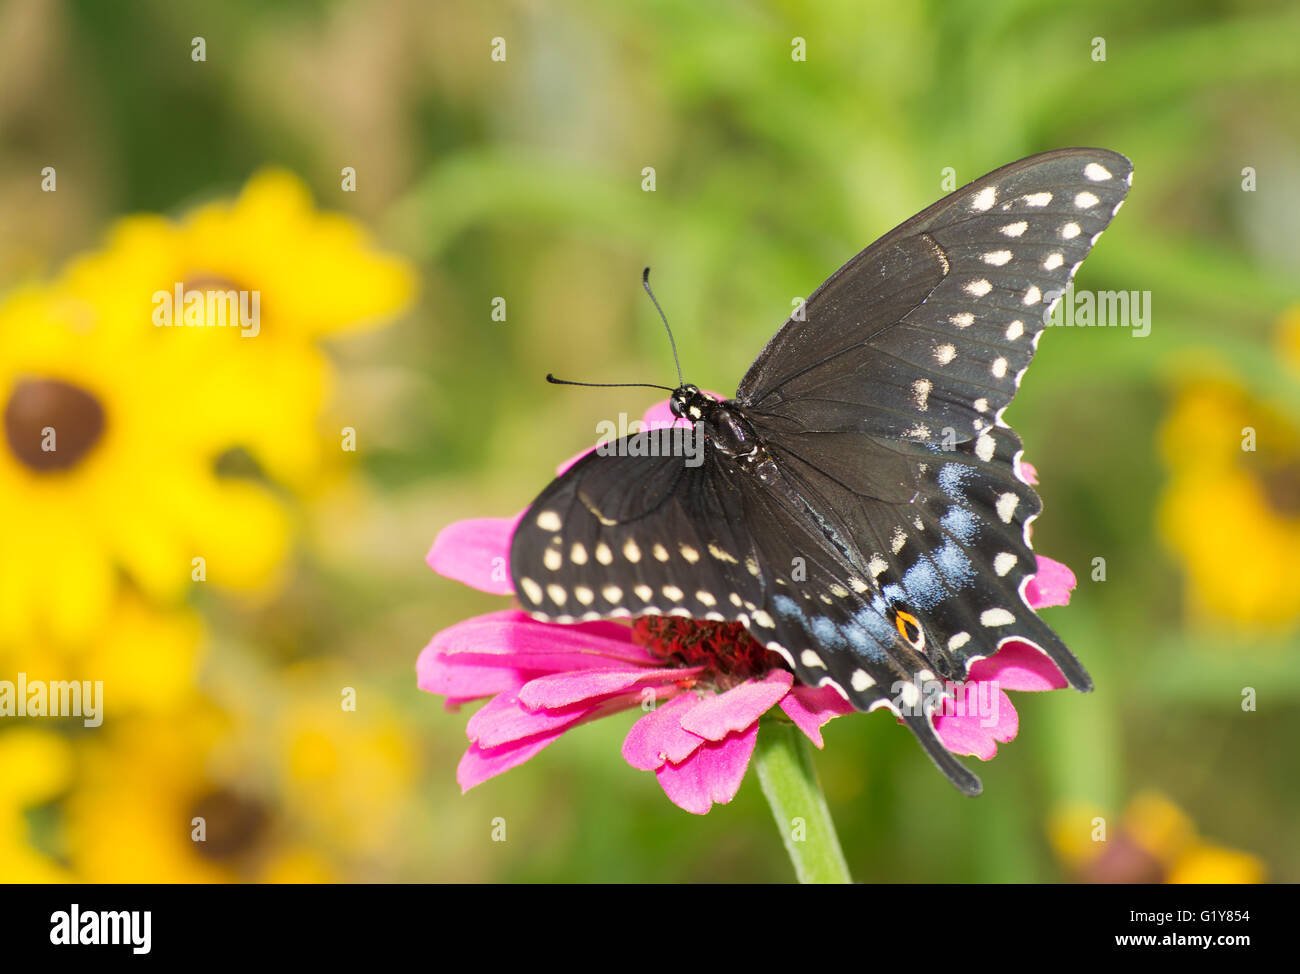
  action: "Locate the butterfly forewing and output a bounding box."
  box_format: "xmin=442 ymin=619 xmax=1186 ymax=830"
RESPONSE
xmin=738 ymin=148 xmax=1133 ymax=442
xmin=510 ymin=430 xmax=767 ymax=624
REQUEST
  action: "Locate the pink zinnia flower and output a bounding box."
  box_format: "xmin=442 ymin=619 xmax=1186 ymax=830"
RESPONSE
xmin=418 ymin=401 xmax=1077 ymax=814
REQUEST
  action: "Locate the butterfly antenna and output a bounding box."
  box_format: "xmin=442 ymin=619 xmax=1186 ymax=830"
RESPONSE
xmin=545 ymin=375 xmax=675 ymax=392
xmin=643 ymin=267 xmax=683 ymax=387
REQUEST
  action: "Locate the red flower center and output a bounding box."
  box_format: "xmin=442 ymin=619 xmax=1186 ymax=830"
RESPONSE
xmin=633 ymin=616 xmax=783 ymax=689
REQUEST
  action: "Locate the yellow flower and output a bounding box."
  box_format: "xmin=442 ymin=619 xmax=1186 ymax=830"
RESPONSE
xmin=63 ymin=673 xmax=417 ymax=882
xmin=1048 ymin=791 xmax=1265 ymax=883
xmin=272 ymin=666 xmax=418 ymax=862
xmin=59 ymin=169 xmax=416 ymax=488
xmin=61 ymin=676 xmax=416 ymax=879
xmin=0 ymin=729 xmax=74 ymax=883
xmin=0 ymin=593 xmax=203 ymax=715
xmin=0 ymin=286 xmax=290 ymax=645
xmin=1157 ymin=323 xmax=1300 ymax=630
xmin=64 ymin=706 xmax=279 ymax=883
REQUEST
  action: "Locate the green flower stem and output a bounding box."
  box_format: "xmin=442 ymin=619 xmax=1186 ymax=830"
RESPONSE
xmin=754 ymin=717 xmax=852 ymax=884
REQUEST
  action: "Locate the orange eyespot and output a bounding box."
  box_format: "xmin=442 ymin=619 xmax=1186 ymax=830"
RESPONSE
xmin=894 ymin=608 xmax=924 ymax=648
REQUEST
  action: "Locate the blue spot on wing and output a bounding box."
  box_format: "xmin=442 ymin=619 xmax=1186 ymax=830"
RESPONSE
xmin=940 ymin=504 xmax=978 ymax=544
xmin=810 ymin=614 xmax=847 ymax=651
xmin=772 ymin=594 xmax=805 ymax=623
xmin=937 ymin=462 xmax=973 ymax=499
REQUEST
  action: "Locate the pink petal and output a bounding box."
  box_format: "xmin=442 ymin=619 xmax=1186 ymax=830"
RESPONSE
xmin=933 ymin=687 xmax=1019 ymax=760
xmin=622 ymin=693 xmax=707 ymax=770
xmin=1019 ymin=460 xmax=1039 ymax=485
xmin=679 ymin=670 xmax=794 ymax=741
xmin=1025 ymin=555 xmax=1076 ymax=609
xmin=429 ymin=610 xmax=657 ymax=670
xmin=517 ymin=666 xmax=701 ymax=710
xmin=457 ymin=731 xmax=567 ymax=791
xmin=426 ymin=515 xmax=522 ymax=595
xmin=417 ymin=639 xmax=529 ymax=700
xmin=779 ymin=684 xmax=855 ymax=748
xmin=969 ymin=642 xmax=1069 ymax=692
xmin=465 ymin=689 xmax=595 ymax=748
xmin=655 ymin=722 xmax=758 ymax=815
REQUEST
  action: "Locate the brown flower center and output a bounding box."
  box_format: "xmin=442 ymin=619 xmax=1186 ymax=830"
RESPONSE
xmin=1079 ymin=834 xmax=1166 ymax=884
xmin=189 ymin=789 xmax=269 ymax=861
xmin=633 ymin=616 xmax=782 ymax=689
xmin=3 ymin=378 xmax=106 ymax=473
xmin=1259 ymin=463 xmax=1300 ymax=518
xmin=183 ymin=272 xmax=245 ymax=296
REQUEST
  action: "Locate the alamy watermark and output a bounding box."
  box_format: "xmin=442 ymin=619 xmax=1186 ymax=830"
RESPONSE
xmin=1043 ymin=284 xmax=1151 ymax=338
xmin=0 ymin=673 xmax=103 ymax=727
xmin=152 ymin=282 xmax=261 ymax=337
xmin=892 ymin=676 xmax=1001 ymax=728
xmin=595 ymin=414 xmax=705 ymax=468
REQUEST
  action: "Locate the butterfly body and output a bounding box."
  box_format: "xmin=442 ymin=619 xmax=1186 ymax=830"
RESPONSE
xmin=511 ymin=149 xmax=1133 ymax=794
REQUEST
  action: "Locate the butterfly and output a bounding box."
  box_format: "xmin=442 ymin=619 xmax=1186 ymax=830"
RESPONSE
xmin=510 ymin=148 xmax=1132 ymax=794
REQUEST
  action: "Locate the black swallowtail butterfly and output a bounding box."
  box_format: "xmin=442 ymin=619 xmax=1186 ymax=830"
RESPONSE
xmin=511 ymin=149 xmax=1132 ymax=794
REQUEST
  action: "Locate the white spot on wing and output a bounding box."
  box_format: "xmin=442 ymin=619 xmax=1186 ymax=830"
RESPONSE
xmin=970 ymin=186 xmax=997 ymax=211
xmin=708 ymin=543 xmax=737 ymax=564
xmin=975 ymin=433 xmax=995 ymax=462
xmin=1061 ymin=222 xmax=1081 ymax=240
xmin=993 ymin=552 xmax=1017 ymax=577
xmin=535 ymin=510 xmax=562 ymax=531
xmin=1005 ymin=319 xmax=1024 ymax=341
xmin=851 ymin=670 xmax=875 ymax=691
xmin=1024 ymin=192 xmax=1052 ymax=207
xmin=1043 ymin=252 xmax=1063 ymax=271
xmin=965 ymin=278 xmax=992 ymax=297
xmin=950 ymin=312 xmax=974 ymax=328
xmin=981 ymin=250 xmax=1013 ymax=267
xmin=912 ymin=378 xmax=932 ymax=411
xmin=996 ymin=492 xmax=1019 ymax=523
xmin=1084 ymin=162 xmax=1112 ymax=181
xmin=934 ymin=343 xmax=956 ymax=365
xmin=1074 ymin=190 xmax=1099 ymax=209
xmin=1000 ymin=221 xmax=1027 ymax=238
xmin=980 ymin=607 xmax=1015 ymax=627
xmin=520 ymin=577 xmax=543 ymax=605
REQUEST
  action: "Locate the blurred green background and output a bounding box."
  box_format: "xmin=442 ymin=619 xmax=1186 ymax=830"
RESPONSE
xmin=1 ymin=0 xmax=1297 ymax=882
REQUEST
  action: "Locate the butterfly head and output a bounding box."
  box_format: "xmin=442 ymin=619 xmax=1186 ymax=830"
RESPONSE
xmin=669 ymin=384 xmax=712 ymax=422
